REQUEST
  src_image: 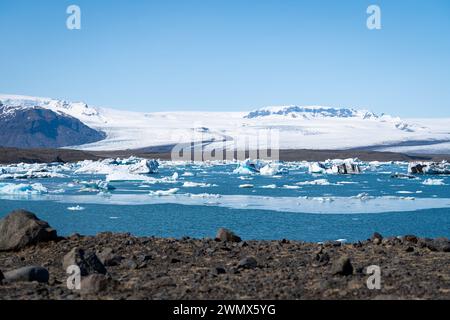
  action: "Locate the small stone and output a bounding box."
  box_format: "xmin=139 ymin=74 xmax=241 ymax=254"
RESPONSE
xmin=3 ymin=266 xmax=49 ymax=283
xmin=404 ymin=235 xmax=418 ymax=244
xmin=212 ymin=267 xmax=226 ymax=275
xmin=238 ymin=257 xmax=258 ymax=269
xmin=331 ymin=256 xmax=353 ymax=276
xmin=170 ymin=258 xmax=181 ymax=264
xmin=215 ymin=228 xmax=241 ymax=242
xmin=121 ymin=259 xmax=138 ymax=270
xmin=371 ymin=232 xmax=383 ymax=245
xmin=405 ymin=246 xmax=414 ymax=252
xmin=63 ymin=247 xmax=106 ymax=276
xmin=0 ymin=270 xmax=4 ymax=284
xmin=80 ymin=274 xmax=113 ymax=294
xmin=97 ymin=247 xmax=123 ymax=266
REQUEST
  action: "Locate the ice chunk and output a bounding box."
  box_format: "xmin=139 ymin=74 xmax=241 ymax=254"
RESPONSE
xmin=283 ymin=185 xmax=301 ymax=189
xmin=76 ymin=180 xmax=116 ymax=192
xmin=233 ymin=159 xmax=264 ymax=175
xmin=149 ymin=188 xmax=179 ymax=196
xmin=106 ymin=172 xmax=151 ymax=182
xmin=308 ymin=162 xmax=329 ymax=174
xmin=129 ymin=159 xmax=159 ymax=174
xmin=297 ymin=179 xmax=331 ymax=186
xmin=182 ymin=182 xmax=216 ymax=188
xmin=261 ymin=184 xmax=277 ymax=189
xmin=67 ymin=205 xmax=85 ymax=211
xmin=0 ymin=183 xmax=48 ymax=195
xmin=260 ymin=163 xmax=287 ymax=176
xmin=239 ymin=184 xmax=254 ymax=188
xmin=408 ymin=161 xmax=450 ymax=175
xmin=422 ymin=178 xmax=445 ymax=186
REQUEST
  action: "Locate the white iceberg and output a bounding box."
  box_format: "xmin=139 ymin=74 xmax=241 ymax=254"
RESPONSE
xmin=67 ymin=205 xmax=85 ymax=211
xmin=149 ymin=188 xmax=179 ymax=196
xmin=182 ymin=181 xmax=216 ymax=188
xmin=297 ymin=179 xmax=331 ymax=186
xmin=239 ymin=184 xmax=254 ymax=188
xmin=0 ymin=183 xmax=48 ymax=195
xmin=422 ymin=178 xmax=445 ymax=186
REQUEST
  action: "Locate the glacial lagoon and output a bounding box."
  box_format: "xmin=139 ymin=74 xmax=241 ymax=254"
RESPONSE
xmin=1 ymin=158 xmax=449 ymax=242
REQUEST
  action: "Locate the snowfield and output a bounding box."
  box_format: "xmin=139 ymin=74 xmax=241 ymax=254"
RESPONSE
xmin=1 ymin=93 xmax=450 ymax=154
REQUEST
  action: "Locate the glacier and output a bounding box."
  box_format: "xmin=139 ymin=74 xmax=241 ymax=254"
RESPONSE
xmin=1 ymin=94 xmax=450 ymax=154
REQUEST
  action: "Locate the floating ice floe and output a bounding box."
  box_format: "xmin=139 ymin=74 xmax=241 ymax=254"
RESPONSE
xmin=75 ymin=180 xmax=116 ymax=192
xmin=308 ymin=159 xmax=361 ymax=175
xmin=283 ymin=185 xmax=301 ymax=189
xmin=391 ymin=173 xmax=417 ymax=180
xmin=0 ymin=183 xmax=48 ymax=195
xmin=408 ymin=161 xmax=450 ymax=175
xmin=187 ymin=193 xmax=221 ymax=198
xmin=75 ymin=157 xmax=159 ymax=175
xmin=67 ymin=205 xmax=85 ymax=211
xmin=182 ymin=181 xmax=216 ymax=188
xmin=149 ymin=188 xmax=179 ymax=196
xmin=233 ymin=159 xmax=265 ymax=175
xmin=261 ymin=184 xmax=277 ymax=189
xmin=106 ymin=172 xmax=151 ymax=182
xmin=297 ymin=179 xmax=331 ymax=186
xmin=239 ymin=184 xmax=254 ymax=188
xmin=181 ymin=172 xmax=194 ymax=177
xmin=128 ymin=159 xmax=159 ymax=174
xmin=422 ymin=178 xmax=446 ymax=186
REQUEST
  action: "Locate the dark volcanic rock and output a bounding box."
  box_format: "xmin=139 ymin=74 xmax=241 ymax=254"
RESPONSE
xmin=215 ymin=228 xmax=242 ymax=242
xmin=81 ymin=274 xmax=114 ymax=294
xmin=371 ymin=232 xmax=383 ymax=245
xmin=0 ymin=210 xmax=58 ymax=251
xmin=331 ymin=256 xmax=354 ymax=276
xmin=0 ymin=270 xmax=4 ymax=283
xmin=238 ymin=257 xmax=258 ymax=269
xmin=62 ymin=248 xmax=106 ymax=276
xmin=0 ymin=106 xmax=106 ymax=148
xmin=97 ymin=247 xmax=123 ymax=266
xmin=3 ymin=266 xmax=49 ymax=283
xmin=424 ymin=238 xmax=450 ymax=252
xmin=0 ymin=228 xmax=450 ymax=300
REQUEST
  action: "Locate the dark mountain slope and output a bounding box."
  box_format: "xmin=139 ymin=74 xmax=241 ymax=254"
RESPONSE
xmin=0 ymin=106 xmax=106 ymax=148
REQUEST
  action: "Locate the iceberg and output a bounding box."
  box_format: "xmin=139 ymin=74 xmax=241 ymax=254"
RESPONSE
xmin=75 ymin=157 xmax=159 ymax=175
xmin=408 ymin=161 xmax=450 ymax=175
xmin=260 ymin=163 xmax=287 ymax=176
xmin=67 ymin=205 xmax=85 ymax=211
xmin=76 ymin=180 xmax=116 ymax=192
xmin=422 ymin=179 xmax=445 ymax=186
xmin=239 ymin=184 xmax=254 ymax=188
xmin=308 ymin=162 xmax=329 ymax=174
xmin=149 ymin=188 xmax=179 ymax=196
xmin=233 ymin=159 xmax=264 ymax=175
xmin=309 ymin=160 xmax=361 ymax=175
xmin=106 ymin=172 xmax=151 ymax=182
xmin=182 ymin=181 xmax=216 ymax=188
xmin=0 ymin=183 xmax=48 ymax=195
xmin=128 ymin=159 xmax=159 ymax=174
xmin=297 ymin=179 xmax=331 ymax=186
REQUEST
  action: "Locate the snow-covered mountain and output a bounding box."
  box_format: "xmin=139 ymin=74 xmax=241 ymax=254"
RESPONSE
xmin=1 ymin=94 xmax=450 ymax=154
xmin=244 ymin=105 xmax=378 ymax=120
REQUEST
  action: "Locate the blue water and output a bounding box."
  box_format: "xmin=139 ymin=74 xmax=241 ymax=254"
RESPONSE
xmin=1 ymin=161 xmax=449 ymax=242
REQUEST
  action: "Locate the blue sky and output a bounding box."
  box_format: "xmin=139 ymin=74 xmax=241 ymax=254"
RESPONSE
xmin=0 ymin=0 xmax=449 ymax=117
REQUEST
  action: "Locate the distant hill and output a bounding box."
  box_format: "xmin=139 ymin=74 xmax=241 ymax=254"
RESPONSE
xmin=0 ymin=105 xmax=106 ymax=148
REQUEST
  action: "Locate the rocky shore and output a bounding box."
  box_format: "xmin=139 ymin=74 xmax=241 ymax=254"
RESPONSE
xmin=0 ymin=210 xmax=449 ymax=300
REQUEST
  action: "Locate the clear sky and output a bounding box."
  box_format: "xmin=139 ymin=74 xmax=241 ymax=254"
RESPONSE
xmin=0 ymin=0 xmax=449 ymax=117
